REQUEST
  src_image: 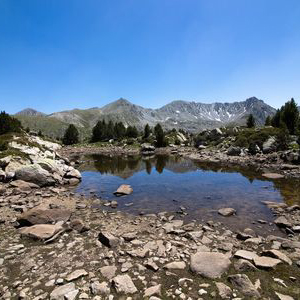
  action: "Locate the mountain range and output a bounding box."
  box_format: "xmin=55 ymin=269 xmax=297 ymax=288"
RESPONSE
xmin=15 ymin=97 xmax=276 ymax=138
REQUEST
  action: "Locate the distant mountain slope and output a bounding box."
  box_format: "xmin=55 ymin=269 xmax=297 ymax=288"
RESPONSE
xmin=16 ymin=108 xmax=46 ymax=117
xmin=15 ymin=97 xmax=277 ymax=135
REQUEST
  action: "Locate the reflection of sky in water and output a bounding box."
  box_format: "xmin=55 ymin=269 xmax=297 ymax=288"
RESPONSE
xmin=75 ymin=155 xmax=300 ymax=233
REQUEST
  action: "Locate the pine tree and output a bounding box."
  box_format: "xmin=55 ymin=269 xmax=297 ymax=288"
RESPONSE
xmin=281 ymin=98 xmax=299 ymax=135
xmin=265 ymin=116 xmax=272 ymax=126
xmin=246 ymin=114 xmax=255 ymax=128
xmin=106 ymin=120 xmax=115 ymax=139
xmin=271 ymin=109 xmax=282 ymax=128
xmin=91 ymin=120 xmax=104 ymax=142
xmin=0 ymin=111 xmax=22 ymax=135
xmin=143 ymin=124 xmax=151 ymax=139
xmin=154 ymin=123 xmax=166 ymax=147
xmin=114 ymin=122 xmax=126 ymax=140
xmin=62 ymin=124 xmax=79 ymax=145
xmin=126 ymin=126 xmax=138 ymax=138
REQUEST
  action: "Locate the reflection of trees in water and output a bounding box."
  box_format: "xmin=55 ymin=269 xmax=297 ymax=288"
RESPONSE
xmin=80 ymin=154 xmax=300 ymax=206
xmin=145 ymin=160 xmax=152 ymax=174
xmin=194 ymin=160 xmax=300 ymax=205
xmin=272 ymin=179 xmax=300 ymax=205
xmin=155 ymin=155 xmax=169 ymax=174
xmin=82 ymin=154 xmax=142 ymax=178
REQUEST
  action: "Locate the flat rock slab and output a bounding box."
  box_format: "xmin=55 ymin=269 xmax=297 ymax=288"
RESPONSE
xmin=164 ymin=261 xmax=186 ymax=270
xmin=112 ymin=274 xmax=137 ymax=294
xmin=262 ymin=173 xmax=284 ymax=179
xmin=17 ymin=208 xmax=71 ymax=227
xmin=234 ymin=250 xmax=259 ymax=262
xmin=190 ymin=251 xmax=231 ymax=279
xmin=114 ymin=184 xmax=133 ymax=196
xmin=262 ymin=249 xmax=292 ymax=265
xmin=19 ymin=223 xmax=63 ymax=240
xmin=218 ymin=208 xmax=236 ymax=216
xmin=275 ymin=292 xmax=295 ymax=300
xmin=66 ymin=269 xmax=88 ymax=282
xmin=50 ymin=283 xmax=78 ymax=300
xmin=253 ymin=256 xmax=282 ymax=269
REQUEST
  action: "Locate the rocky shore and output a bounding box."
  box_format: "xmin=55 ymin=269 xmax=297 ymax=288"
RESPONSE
xmin=1 ymin=137 xmax=300 ymax=299
xmin=0 ymin=179 xmax=300 ymax=299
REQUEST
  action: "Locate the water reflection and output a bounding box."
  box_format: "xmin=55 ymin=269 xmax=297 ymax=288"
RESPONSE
xmin=76 ymin=154 xmax=300 ymax=232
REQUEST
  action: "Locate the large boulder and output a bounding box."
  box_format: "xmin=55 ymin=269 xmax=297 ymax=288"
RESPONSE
xmin=15 ymin=164 xmax=56 ymax=186
xmin=226 ymin=146 xmax=241 ymax=156
xmin=36 ymin=158 xmax=64 ymax=176
xmin=190 ymin=251 xmax=231 ymax=279
xmin=17 ymin=208 xmax=72 ymax=227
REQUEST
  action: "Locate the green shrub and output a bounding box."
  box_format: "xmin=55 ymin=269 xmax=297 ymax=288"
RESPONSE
xmin=0 ymin=140 xmax=8 ymax=151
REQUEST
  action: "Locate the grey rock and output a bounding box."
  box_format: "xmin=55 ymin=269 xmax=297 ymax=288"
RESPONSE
xmin=190 ymin=251 xmax=231 ymax=279
xmin=112 ymin=274 xmax=137 ymax=294
xmin=218 ymin=208 xmax=236 ymax=217
xmin=98 ymin=232 xmax=119 ymax=248
xmin=50 ymin=283 xmax=77 ymax=300
xmin=228 ymin=274 xmax=260 ymax=298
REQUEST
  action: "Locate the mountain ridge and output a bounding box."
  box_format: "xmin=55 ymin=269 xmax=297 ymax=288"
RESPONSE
xmin=15 ymin=97 xmax=276 ymax=136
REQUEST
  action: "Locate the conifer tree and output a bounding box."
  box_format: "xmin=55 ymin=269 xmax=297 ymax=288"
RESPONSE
xmin=246 ymin=114 xmax=255 ymax=128
xmin=63 ymin=124 xmax=79 ymax=145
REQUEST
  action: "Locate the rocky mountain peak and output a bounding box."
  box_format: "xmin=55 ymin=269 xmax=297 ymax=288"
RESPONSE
xmin=15 ymin=108 xmax=46 ymax=117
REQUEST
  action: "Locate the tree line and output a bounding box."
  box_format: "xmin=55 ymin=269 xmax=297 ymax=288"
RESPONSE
xmin=62 ymin=120 xmax=168 ymax=147
xmin=246 ymin=98 xmax=299 ymax=135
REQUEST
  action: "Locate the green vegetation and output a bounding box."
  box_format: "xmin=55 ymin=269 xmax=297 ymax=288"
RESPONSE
xmin=234 ymin=127 xmax=288 ymax=151
xmin=143 ymin=124 xmax=151 ymax=139
xmin=63 ymin=124 xmax=79 ymax=145
xmin=270 ymin=98 xmax=299 ymax=135
xmin=0 ymin=111 xmax=22 ymax=135
xmin=246 ymin=114 xmax=255 ymax=128
xmin=265 ymin=115 xmax=272 ymax=126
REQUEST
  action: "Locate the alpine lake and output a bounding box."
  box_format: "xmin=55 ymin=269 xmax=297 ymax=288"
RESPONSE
xmin=75 ymin=154 xmax=300 ymax=235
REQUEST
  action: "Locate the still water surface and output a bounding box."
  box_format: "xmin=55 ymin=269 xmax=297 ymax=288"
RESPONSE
xmin=76 ymin=154 xmax=300 ymax=232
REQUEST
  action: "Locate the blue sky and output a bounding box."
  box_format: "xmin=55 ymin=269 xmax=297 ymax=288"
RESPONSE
xmin=0 ymin=0 xmax=299 ymax=114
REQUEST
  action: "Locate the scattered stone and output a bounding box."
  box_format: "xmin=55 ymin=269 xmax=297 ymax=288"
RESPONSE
xmin=112 ymin=274 xmax=137 ymax=294
xmin=164 ymin=261 xmax=186 ymax=270
xmin=275 ymin=292 xmax=294 ymax=300
xmin=253 ymin=256 xmax=282 ymax=269
xmin=234 ymin=250 xmax=258 ymax=262
xmin=190 ymin=252 xmax=231 ymax=279
xmin=144 ymin=284 xmax=162 ymax=298
xmin=98 ymin=231 xmax=119 ymax=248
xmin=50 ymin=283 xmax=77 ymax=300
xmin=66 ymin=269 xmax=88 ymax=282
xmin=274 ymin=216 xmax=292 ymax=228
xmin=215 ymin=282 xmax=233 ymax=299
xmin=228 ymin=274 xmax=260 ymax=298
xmin=262 ymin=249 xmax=292 ymax=265
xmin=100 ymin=265 xmax=117 ymax=279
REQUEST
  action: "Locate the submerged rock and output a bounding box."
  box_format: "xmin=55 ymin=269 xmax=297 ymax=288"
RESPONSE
xmin=114 ymin=184 xmax=133 ymax=196
xmin=218 ymin=208 xmax=236 ymax=216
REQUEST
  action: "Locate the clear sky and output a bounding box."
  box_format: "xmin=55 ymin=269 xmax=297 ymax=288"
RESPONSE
xmin=0 ymin=0 xmax=299 ymax=114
